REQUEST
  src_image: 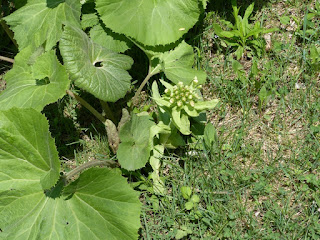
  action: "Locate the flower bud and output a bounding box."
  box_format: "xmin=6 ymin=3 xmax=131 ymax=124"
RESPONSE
xmin=177 ymin=101 xmax=182 ymax=107
xmin=170 ymin=98 xmax=174 ymax=104
xmin=193 ymin=76 xmax=198 ymax=84
xmin=190 ymin=101 xmax=195 ymax=107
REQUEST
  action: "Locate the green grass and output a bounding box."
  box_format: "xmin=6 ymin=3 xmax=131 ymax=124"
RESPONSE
xmin=139 ymin=0 xmax=320 ymax=239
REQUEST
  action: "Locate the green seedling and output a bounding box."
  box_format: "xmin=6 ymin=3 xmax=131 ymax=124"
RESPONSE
xmin=175 ymin=226 xmax=193 ymax=240
xmin=258 ymin=85 xmax=272 ymax=112
xmin=180 ymin=186 xmax=201 ymax=211
xmin=181 ymin=186 xmax=192 ymax=199
xmin=308 ymin=45 xmax=320 ymax=71
xmin=213 ymin=0 xmax=278 ymax=60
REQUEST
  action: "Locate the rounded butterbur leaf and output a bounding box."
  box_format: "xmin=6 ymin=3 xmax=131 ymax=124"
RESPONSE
xmin=159 ymin=42 xmax=207 ymax=85
xmin=0 ymin=108 xmax=141 ymax=239
xmin=4 ymin=0 xmax=81 ymax=50
xmin=117 ymin=114 xmax=155 ymax=171
xmin=96 ymin=0 xmax=201 ymax=46
xmin=81 ymin=13 xmax=99 ymax=30
xmin=90 ymin=24 xmax=132 ymax=53
xmin=0 ymin=108 xmax=61 ymax=190
xmin=146 ymin=41 xmax=207 ymax=85
xmin=0 ymin=47 xmax=70 ymax=111
xmin=81 ymin=13 xmax=132 ymax=53
xmin=60 ymin=25 xmax=133 ymax=102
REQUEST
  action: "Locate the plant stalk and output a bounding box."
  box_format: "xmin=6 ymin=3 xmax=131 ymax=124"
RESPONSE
xmin=0 ymin=55 xmax=14 ymax=63
xmin=65 ymin=160 xmax=119 ymax=182
xmin=100 ymin=100 xmax=116 ymax=123
xmin=66 ymin=90 xmax=106 ymax=123
xmin=133 ymin=72 xmax=154 ymax=100
xmin=133 ymin=65 xmax=160 ymax=101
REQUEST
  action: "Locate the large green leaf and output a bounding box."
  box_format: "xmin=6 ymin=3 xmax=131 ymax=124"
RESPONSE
xmin=90 ymin=24 xmax=132 ymax=53
xmin=160 ymin=41 xmax=207 ymax=84
xmin=117 ymin=114 xmax=155 ymax=171
xmin=0 ymin=47 xmax=70 ymax=111
xmin=96 ymin=0 xmax=201 ymax=46
xmin=0 ymin=168 xmax=141 ymax=239
xmin=81 ymin=13 xmax=99 ymax=30
xmin=81 ymin=13 xmax=131 ymax=53
xmin=148 ymin=41 xmax=207 ymax=85
xmin=60 ymin=25 xmax=133 ymax=102
xmin=0 ymin=109 xmax=141 ymax=239
xmin=0 ymin=108 xmax=60 ymax=191
xmin=4 ymin=0 xmax=81 ymax=50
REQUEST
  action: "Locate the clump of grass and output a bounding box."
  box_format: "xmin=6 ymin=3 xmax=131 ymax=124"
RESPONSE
xmin=139 ymin=0 xmax=320 ymax=239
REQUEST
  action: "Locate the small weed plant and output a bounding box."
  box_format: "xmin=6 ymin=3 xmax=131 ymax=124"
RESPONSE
xmin=213 ymin=0 xmax=278 ymax=60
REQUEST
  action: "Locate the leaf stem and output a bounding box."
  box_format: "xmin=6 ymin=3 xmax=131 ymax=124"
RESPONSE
xmin=65 ymin=160 xmax=119 ymax=182
xmin=66 ymin=90 xmax=106 ymax=123
xmin=133 ymin=66 xmax=159 ymax=101
xmin=0 ymin=55 xmax=14 ymax=63
xmin=134 ymin=72 xmax=154 ymax=100
xmin=100 ymin=100 xmax=116 ymax=123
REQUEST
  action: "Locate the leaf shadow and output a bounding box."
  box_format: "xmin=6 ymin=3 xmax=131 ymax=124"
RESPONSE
xmin=43 ymin=100 xmax=81 ymax=158
xmin=46 ymin=0 xmax=65 ymax=9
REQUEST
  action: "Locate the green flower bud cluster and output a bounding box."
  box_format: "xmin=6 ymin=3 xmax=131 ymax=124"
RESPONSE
xmin=152 ymin=77 xmax=218 ymax=136
xmin=163 ymin=77 xmax=202 ymax=109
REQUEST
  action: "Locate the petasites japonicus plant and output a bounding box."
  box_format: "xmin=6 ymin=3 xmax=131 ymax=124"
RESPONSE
xmin=152 ymin=77 xmax=219 ymax=135
xmin=0 ymin=108 xmax=141 ymax=239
